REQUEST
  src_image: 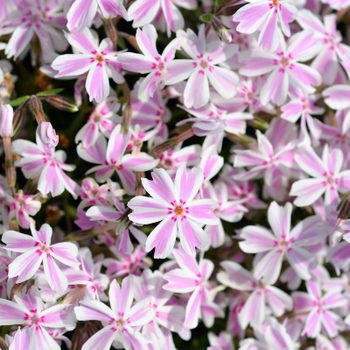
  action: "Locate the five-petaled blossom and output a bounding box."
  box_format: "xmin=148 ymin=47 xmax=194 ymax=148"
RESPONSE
xmin=166 ymin=25 xmax=238 ymax=108
xmin=239 ymin=201 xmax=328 ymax=284
xmin=232 ymin=0 xmax=297 ymax=50
xmin=0 ymin=288 xmax=75 ymax=350
xmin=293 ymin=280 xmax=347 ymax=338
xmin=75 ymin=277 xmax=154 ymax=350
xmin=240 ymin=32 xmax=321 ymax=105
xmin=128 ymin=165 xmax=218 ymax=258
xmin=163 ymin=249 xmax=216 ymax=329
xmin=52 ymin=29 xmax=124 ymax=103
xmin=290 ymin=145 xmax=350 ymax=206
xmin=2 ymin=223 xmax=79 ymax=293
xmin=13 ymin=122 xmax=79 ymax=198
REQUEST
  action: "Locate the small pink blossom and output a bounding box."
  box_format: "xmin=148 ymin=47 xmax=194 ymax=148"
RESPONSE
xmin=128 ymin=165 xmax=218 ymax=258
xmin=163 ymin=248 xmax=216 ymax=329
xmin=52 ymin=29 xmax=123 ymax=103
xmin=233 ymin=0 xmax=297 ymax=50
xmin=75 ymin=277 xmax=154 ymax=350
xmin=2 ymin=223 xmax=79 ymax=292
xmin=13 ymin=124 xmax=79 ymax=198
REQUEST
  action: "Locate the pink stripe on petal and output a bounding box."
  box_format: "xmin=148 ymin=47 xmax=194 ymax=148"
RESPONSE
xmin=0 ymin=299 xmax=27 ymax=325
xmin=2 ymin=230 xmax=36 ymax=252
xmin=52 ymin=54 xmax=92 ymax=77
xmin=75 ymin=300 xmax=114 ymax=322
xmin=145 ymin=216 xmax=177 ymax=258
xmin=184 ymin=288 xmax=202 ymax=329
xmin=42 ymin=254 xmax=68 ymax=293
xmin=86 ymin=62 xmax=110 ymax=103
xmin=50 ymin=242 xmax=79 ymax=267
xmin=81 ymin=326 xmax=116 ymax=350
xmin=8 ymin=249 xmax=43 ymax=282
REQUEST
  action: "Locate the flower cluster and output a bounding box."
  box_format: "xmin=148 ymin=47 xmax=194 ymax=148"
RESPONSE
xmin=1 ymin=0 xmax=350 ymax=349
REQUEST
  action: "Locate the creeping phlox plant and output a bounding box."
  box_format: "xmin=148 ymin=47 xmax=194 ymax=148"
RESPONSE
xmin=2 ymin=0 xmax=350 ymax=349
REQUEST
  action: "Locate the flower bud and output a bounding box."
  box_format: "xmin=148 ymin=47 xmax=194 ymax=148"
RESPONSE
xmin=37 ymin=122 xmax=59 ymax=148
xmin=0 ymin=104 xmax=13 ymax=137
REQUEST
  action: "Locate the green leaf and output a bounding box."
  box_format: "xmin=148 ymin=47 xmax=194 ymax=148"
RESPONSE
xmin=199 ymin=13 xmax=213 ymax=23
xmin=8 ymin=95 xmax=30 ymax=107
xmin=214 ymin=0 xmax=224 ymax=10
xmin=37 ymin=88 xmax=64 ymax=97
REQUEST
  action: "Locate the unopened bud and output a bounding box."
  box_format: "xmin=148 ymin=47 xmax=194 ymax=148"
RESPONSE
xmin=29 ymin=95 xmax=47 ymax=123
xmin=37 ymin=122 xmax=59 ymax=148
xmin=45 ymin=95 xmax=79 ymax=112
xmin=0 ymin=104 xmax=13 ymax=137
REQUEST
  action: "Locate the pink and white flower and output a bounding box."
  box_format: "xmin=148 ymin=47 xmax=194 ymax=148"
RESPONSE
xmin=52 ymin=29 xmax=124 ymax=103
xmin=75 ymin=277 xmax=153 ymax=350
xmin=233 ymin=0 xmax=297 ymax=50
xmin=290 ymin=145 xmax=350 ymax=206
xmin=166 ymin=26 xmax=238 ymax=108
xmin=240 ymin=32 xmax=321 ymax=105
xmin=293 ymin=280 xmax=346 ymax=337
xmin=2 ymin=223 xmax=79 ymax=292
xmin=13 ymin=123 xmax=79 ymax=199
xmin=0 ymin=288 xmax=75 ymax=350
xmin=163 ymin=248 xmax=216 ymax=329
xmin=128 ymin=165 xmax=218 ymax=258
xmin=77 ymin=124 xmax=158 ymax=193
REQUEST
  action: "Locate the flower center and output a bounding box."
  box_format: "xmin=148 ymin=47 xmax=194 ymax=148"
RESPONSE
xmin=280 ymin=57 xmax=289 ymax=67
xmin=95 ymin=54 xmax=104 ymax=63
xmin=174 ymin=205 xmax=184 ymax=216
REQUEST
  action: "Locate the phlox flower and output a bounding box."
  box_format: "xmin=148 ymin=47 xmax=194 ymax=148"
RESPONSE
xmin=233 ymin=119 xmax=298 ymax=201
xmin=75 ymin=277 xmax=154 ymax=350
xmin=8 ymin=191 xmax=41 ymax=229
xmin=75 ymin=96 xmax=121 ymax=148
xmin=12 ymin=122 xmax=79 ymax=198
xmin=104 ymin=246 xmax=149 ymax=279
xmin=128 ymin=165 xmax=218 ymax=258
xmin=0 ymin=289 xmax=75 ymax=350
xmin=67 ymin=0 xmax=127 ymax=31
xmin=293 ymin=280 xmax=346 ymax=337
xmin=290 ymin=145 xmax=350 ymax=206
xmin=2 ymin=223 xmax=79 ymax=293
xmin=166 ymin=26 xmax=238 ymax=108
xmin=163 ymin=249 xmax=216 ymax=329
xmin=159 ymin=145 xmax=201 ymax=171
xmin=281 ymin=88 xmax=323 ymax=140
xmin=217 ymin=261 xmax=293 ymax=329
xmin=204 ymin=182 xmax=247 ymax=248
xmin=297 ymin=10 xmax=350 ymax=84
xmin=182 ymin=101 xmax=252 ymax=139
xmin=52 ymin=29 xmax=124 ymax=103
xmin=0 ymin=0 xmax=68 ymax=62
xmin=232 ymin=0 xmax=297 ymax=50
xmin=86 ymin=198 xmax=147 ymax=254
xmin=134 ymin=270 xmax=185 ymax=347
xmin=119 ymin=24 xmax=180 ymax=101
xmin=77 ymin=124 xmax=158 ymax=193
xmin=66 ymin=248 xmax=109 ymax=301
xmin=128 ymin=0 xmax=196 ymax=35
xmin=240 ymin=31 xmax=321 ymax=105
xmin=239 ymin=201 xmax=328 ymax=284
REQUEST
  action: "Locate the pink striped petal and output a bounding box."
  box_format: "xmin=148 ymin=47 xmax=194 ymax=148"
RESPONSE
xmin=52 ymin=54 xmax=91 ymax=77
xmin=86 ymin=62 xmax=110 ymax=103
xmin=145 ymin=216 xmax=177 ymax=258
xmin=2 ymin=230 xmax=36 ymax=252
xmin=81 ymin=326 xmax=116 ymax=350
